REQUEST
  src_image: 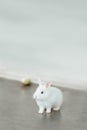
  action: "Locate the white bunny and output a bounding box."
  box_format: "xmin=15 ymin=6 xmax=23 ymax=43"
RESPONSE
xmin=33 ymin=80 xmax=63 ymax=114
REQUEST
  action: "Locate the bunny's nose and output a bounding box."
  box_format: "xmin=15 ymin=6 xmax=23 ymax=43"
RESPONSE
xmin=33 ymin=94 xmax=37 ymax=99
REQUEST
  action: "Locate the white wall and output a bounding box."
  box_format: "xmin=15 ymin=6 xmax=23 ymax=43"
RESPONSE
xmin=0 ymin=0 xmax=87 ymax=90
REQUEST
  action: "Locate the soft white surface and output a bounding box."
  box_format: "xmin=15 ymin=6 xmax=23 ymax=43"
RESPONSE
xmin=0 ymin=0 xmax=87 ymax=90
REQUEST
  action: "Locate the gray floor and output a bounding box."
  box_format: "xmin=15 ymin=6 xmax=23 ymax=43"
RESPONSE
xmin=0 ymin=78 xmax=87 ymax=130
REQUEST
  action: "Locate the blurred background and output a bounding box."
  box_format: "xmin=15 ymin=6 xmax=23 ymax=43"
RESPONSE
xmin=0 ymin=0 xmax=87 ymax=89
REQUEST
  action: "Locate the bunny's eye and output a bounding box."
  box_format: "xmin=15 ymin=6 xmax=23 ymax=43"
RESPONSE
xmin=41 ymin=91 xmax=44 ymax=94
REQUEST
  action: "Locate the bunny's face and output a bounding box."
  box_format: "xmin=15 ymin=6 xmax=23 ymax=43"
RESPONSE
xmin=33 ymin=84 xmax=49 ymax=101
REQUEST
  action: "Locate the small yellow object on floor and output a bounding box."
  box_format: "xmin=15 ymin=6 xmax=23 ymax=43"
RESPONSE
xmin=21 ymin=78 xmax=31 ymax=86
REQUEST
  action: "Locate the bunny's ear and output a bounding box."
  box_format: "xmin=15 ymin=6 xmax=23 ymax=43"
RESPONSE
xmin=45 ymin=82 xmax=52 ymax=88
xmin=38 ymin=78 xmax=42 ymax=86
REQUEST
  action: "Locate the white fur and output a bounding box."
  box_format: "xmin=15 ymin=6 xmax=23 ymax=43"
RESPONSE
xmin=33 ymin=81 xmax=63 ymax=114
